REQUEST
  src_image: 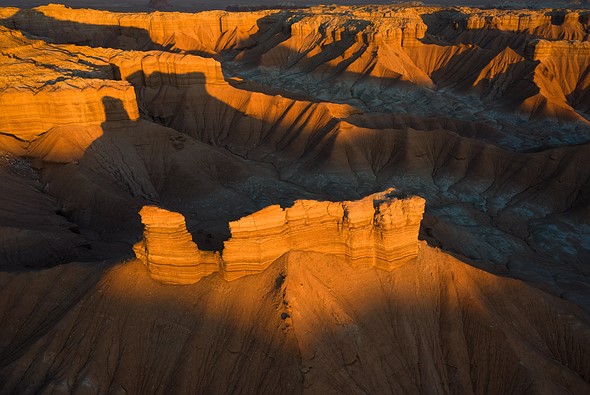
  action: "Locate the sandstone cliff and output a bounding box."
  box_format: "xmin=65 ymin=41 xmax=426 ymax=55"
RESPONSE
xmin=134 ymin=206 xmax=220 ymax=284
xmin=0 ymin=26 xmax=138 ymax=142
xmin=112 ymin=51 xmax=226 ymax=87
xmin=2 ymin=5 xmax=589 ymax=124
xmin=222 ymin=189 xmax=425 ymax=280
xmin=134 ymin=190 xmax=425 ymax=284
xmin=1 ymin=17 xmax=589 ymax=305
xmin=0 ymin=4 xmax=277 ymax=53
xmin=0 ymin=79 xmax=139 ymax=142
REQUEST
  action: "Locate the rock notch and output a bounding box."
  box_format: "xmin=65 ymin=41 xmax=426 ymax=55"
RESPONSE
xmin=134 ymin=189 xmax=426 ymax=284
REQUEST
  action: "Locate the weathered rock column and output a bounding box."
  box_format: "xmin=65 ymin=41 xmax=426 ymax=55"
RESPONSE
xmin=133 ymin=206 xmax=220 ymax=284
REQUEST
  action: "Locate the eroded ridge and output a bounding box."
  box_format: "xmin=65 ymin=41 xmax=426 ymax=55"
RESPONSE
xmin=134 ymin=189 xmax=426 ymax=284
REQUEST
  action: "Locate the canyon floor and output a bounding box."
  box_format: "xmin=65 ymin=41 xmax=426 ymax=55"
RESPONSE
xmin=0 ymin=3 xmax=589 ymax=394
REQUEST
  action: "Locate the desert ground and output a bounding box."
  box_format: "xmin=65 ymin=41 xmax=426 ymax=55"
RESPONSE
xmin=0 ymin=2 xmax=589 ymax=394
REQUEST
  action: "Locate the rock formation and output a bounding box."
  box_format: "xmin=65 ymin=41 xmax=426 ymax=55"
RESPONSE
xmin=0 ymin=4 xmax=589 ymax=302
xmin=112 ymin=51 xmax=226 ymax=87
xmin=222 ymin=189 xmax=425 ymax=280
xmin=134 ymin=190 xmax=425 ymax=283
xmin=1 ymin=3 xmax=590 ymax=392
xmin=134 ymin=206 xmax=220 ymax=284
xmin=0 ymin=79 xmax=139 ymax=141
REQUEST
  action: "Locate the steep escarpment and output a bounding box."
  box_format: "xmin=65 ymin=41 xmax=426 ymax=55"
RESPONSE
xmin=0 ymin=26 xmax=136 ymax=146
xmin=135 ymin=190 xmax=425 ymax=283
xmin=134 ymin=206 xmax=220 ymax=284
xmin=230 ymin=6 xmax=590 ymax=135
xmin=0 ymin=4 xmax=279 ymax=53
xmin=0 ymin=30 xmax=316 ymax=246
xmin=3 ymin=4 xmax=589 ymax=130
xmin=223 ymin=190 xmax=424 ymax=280
xmin=0 ymin=79 xmax=138 ymax=142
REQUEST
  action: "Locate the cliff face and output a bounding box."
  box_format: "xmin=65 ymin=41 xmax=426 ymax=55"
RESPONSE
xmin=0 ymin=80 xmax=139 ymax=141
xmin=2 ymin=244 xmax=590 ymax=394
xmin=135 ymin=190 xmax=425 ymax=284
xmin=134 ymin=206 xmax=220 ymax=284
xmin=463 ymin=10 xmax=588 ymax=40
xmin=0 ymin=26 xmax=138 ymax=142
xmin=2 ymin=5 xmax=589 ymax=124
xmin=0 ymin=4 xmax=276 ymax=53
xmin=222 ymin=189 xmax=425 ymax=280
xmin=112 ymin=51 xmax=226 ymax=87
xmin=1 ymin=9 xmax=589 ymax=304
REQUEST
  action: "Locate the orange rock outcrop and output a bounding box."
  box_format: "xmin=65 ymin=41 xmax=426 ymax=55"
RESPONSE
xmin=133 ymin=206 xmax=220 ymax=284
xmin=0 ymin=80 xmax=139 ymax=141
xmin=1 ymin=4 xmax=590 ymax=392
xmin=134 ymin=190 xmax=425 ymax=284
xmin=112 ymin=51 xmax=226 ymax=87
xmin=222 ymin=189 xmax=425 ymax=280
xmin=0 ymin=4 xmax=276 ymax=53
xmin=0 ymin=26 xmax=138 ymax=142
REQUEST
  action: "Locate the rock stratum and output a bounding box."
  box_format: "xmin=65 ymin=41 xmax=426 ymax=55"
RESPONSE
xmin=0 ymin=3 xmax=590 ymax=394
xmin=133 ymin=206 xmax=220 ymax=284
xmin=135 ymin=190 xmax=425 ymax=283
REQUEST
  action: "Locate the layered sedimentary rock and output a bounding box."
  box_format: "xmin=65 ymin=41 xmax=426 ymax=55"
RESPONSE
xmin=222 ymin=190 xmax=425 ymax=280
xmin=0 ymin=79 xmax=139 ymax=141
xmin=1 ymin=11 xmax=589 ymax=305
xmin=0 ymin=4 xmax=277 ymax=53
xmin=0 ymin=26 xmax=138 ymax=142
xmin=526 ymin=39 xmax=590 ymax=60
xmin=112 ymin=51 xmax=226 ymax=87
xmin=463 ymin=10 xmax=588 ymax=40
xmin=134 ymin=206 xmax=220 ymax=284
xmin=1 ymin=4 xmax=590 ymax=393
xmin=2 ymin=244 xmax=590 ymax=394
xmin=133 ymin=190 xmax=425 ymax=283
xmin=2 ymin=4 xmax=589 ymax=124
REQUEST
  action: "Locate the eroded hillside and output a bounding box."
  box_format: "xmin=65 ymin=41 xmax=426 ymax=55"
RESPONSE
xmin=0 ymin=4 xmax=589 ymax=394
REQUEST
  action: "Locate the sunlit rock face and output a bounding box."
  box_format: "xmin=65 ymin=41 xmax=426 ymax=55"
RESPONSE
xmin=112 ymin=51 xmax=226 ymax=87
xmin=134 ymin=206 xmax=220 ymax=284
xmin=0 ymin=26 xmax=139 ymax=153
xmin=134 ymin=190 xmax=425 ymax=284
xmin=0 ymin=80 xmax=139 ymax=141
xmin=222 ymin=189 xmax=425 ymax=280
xmin=0 ymin=4 xmax=275 ymax=53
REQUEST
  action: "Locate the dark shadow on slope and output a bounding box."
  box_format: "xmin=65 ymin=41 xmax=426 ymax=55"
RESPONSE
xmin=1 ymin=20 xmax=589 ymax=310
xmin=420 ymin=8 xmax=470 ymax=38
xmin=0 ymin=250 xmax=589 ymax=393
xmin=0 ymin=7 xmax=169 ymax=51
xmin=0 ymin=158 xmax=96 ymax=272
xmin=222 ymin=13 xmax=590 ymax=140
xmin=38 ymin=73 xmax=336 ymax=255
xmin=116 ymin=68 xmax=590 ymax=314
xmin=420 ymin=9 xmax=590 ymax=49
xmin=0 ymin=259 xmax=304 ymax=394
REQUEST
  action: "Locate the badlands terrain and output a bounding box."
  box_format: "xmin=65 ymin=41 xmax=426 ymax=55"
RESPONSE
xmin=0 ymin=3 xmax=590 ymax=394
